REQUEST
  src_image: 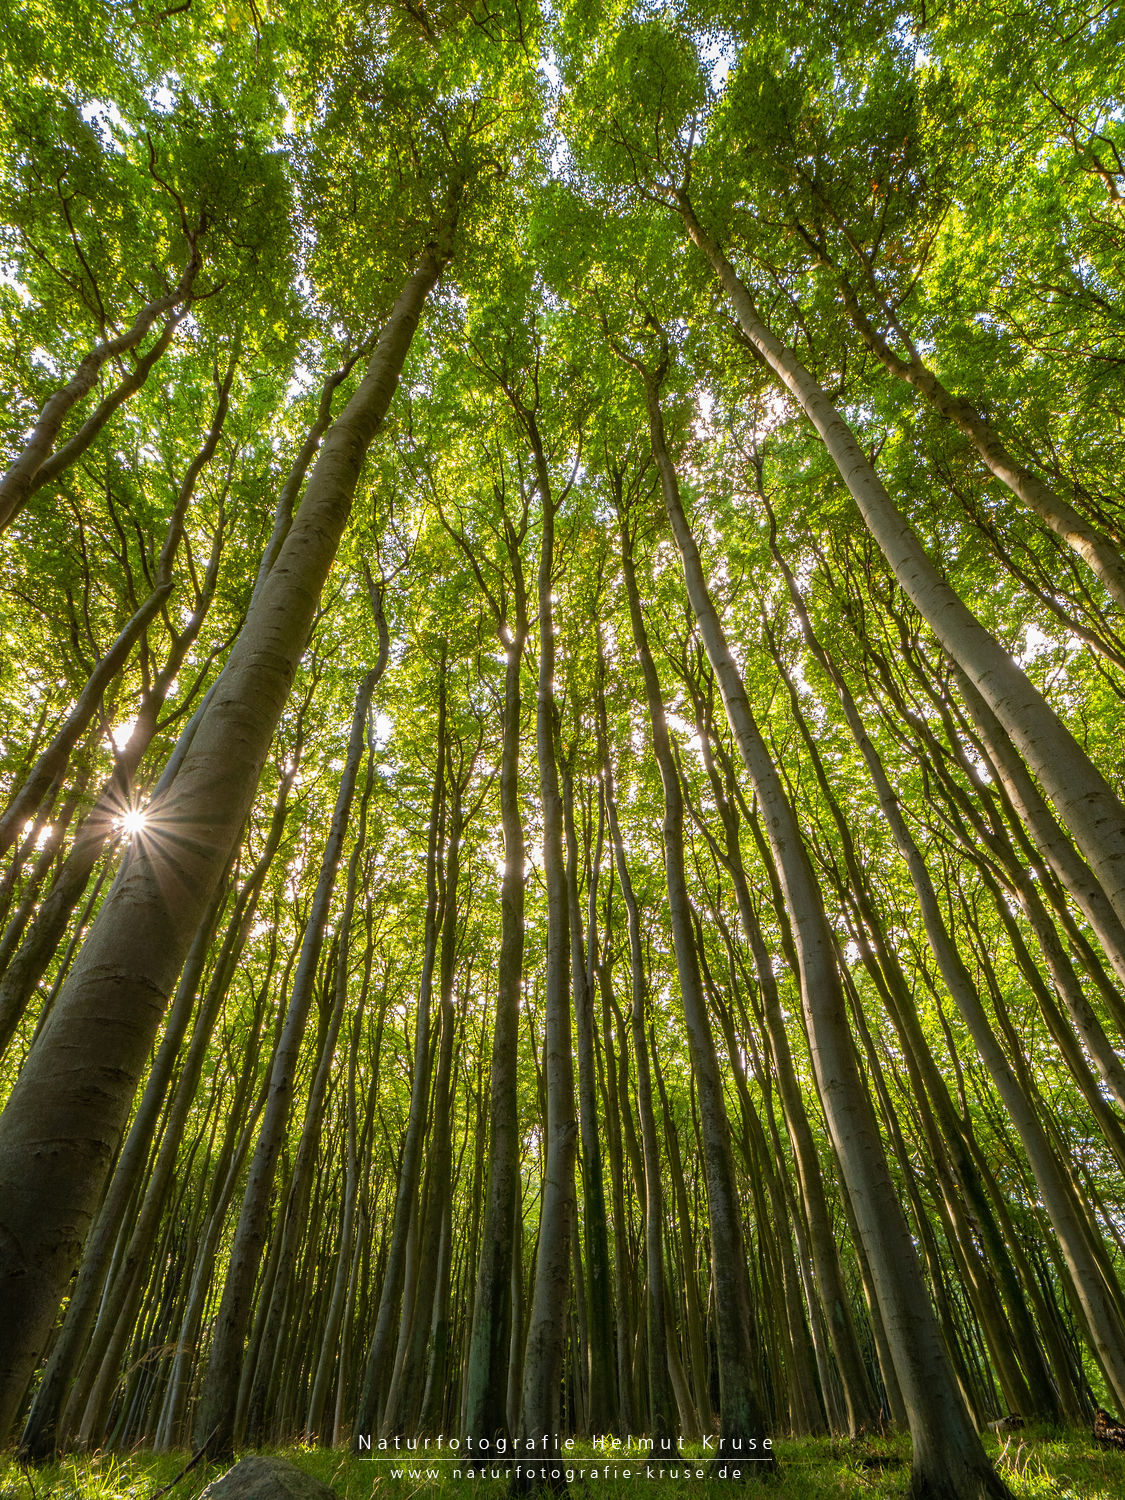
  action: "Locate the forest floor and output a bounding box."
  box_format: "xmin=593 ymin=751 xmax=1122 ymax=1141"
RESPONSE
xmin=1 ymin=1431 xmax=1123 ymax=1500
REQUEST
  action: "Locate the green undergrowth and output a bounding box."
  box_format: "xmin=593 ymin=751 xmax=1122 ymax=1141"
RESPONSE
xmin=1 ymin=1430 xmax=1123 ymax=1500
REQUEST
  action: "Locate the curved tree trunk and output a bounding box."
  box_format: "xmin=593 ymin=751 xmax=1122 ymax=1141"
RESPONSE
xmin=0 ymin=247 xmax=446 ymax=1445
xmin=306 ymin=991 xmax=366 ymax=1442
xmin=196 ymin=660 xmax=384 ymax=1458
xmin=22 ymin=312 xmax=186 ymax=511
xmin=383 ymin=748 xmax=469 ymax=1436
xmin=953 ymin=670 xmax=1125 ymax=998
xmin=0 ymin=251 xmax=199 ymax=533
xmin=0 ymin=359 xmax=234 ymax=856
xmin=244 ymin=743 xmax=375 ymax=1442
xmin=826 ymin=251 xmax=1125 ymax=609
xmin=676 ymin=653 xmax=878 ymax=1436
xmin=0 ymin=516 xmax=227 ymax=1059
xmin=674 ymin=190 xmax=1125 ymax=937
xmin=755 ymin=576 xmax=1062 ymax=1422
xmin=14 ymin=858 xmax=247 ymax=1459
xmin=634 ymin=356 xmax=1009 ymax=1498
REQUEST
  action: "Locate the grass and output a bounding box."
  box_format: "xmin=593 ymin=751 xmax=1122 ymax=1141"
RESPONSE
xmin=1 ymin=1430 xmax=1123 ymax=1500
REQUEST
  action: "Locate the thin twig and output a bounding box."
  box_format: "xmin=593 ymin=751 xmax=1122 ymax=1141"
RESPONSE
xmin=150 ymin=1427 xmax=218 ymax=1498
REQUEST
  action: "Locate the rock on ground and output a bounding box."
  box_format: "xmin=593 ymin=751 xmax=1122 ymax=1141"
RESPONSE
xmin=199 ymin=1455 xmax=339 ymax=1499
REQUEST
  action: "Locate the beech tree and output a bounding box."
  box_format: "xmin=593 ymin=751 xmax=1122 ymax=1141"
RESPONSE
xmin=1 ymin=4 xmax=1124 ymax=1499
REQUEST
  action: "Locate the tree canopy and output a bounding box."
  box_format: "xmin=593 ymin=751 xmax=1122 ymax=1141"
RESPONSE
xmin=1 ymin=3 xmax=1124 ymax=1498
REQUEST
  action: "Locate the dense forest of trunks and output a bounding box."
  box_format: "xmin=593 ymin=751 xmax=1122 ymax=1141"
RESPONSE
xmin=0 ymin=3 xmax=1123 ymax=1497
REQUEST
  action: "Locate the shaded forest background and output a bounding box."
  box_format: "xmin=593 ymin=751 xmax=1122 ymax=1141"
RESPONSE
xmin=1 ymin=2 xmax=1124 ymax=1497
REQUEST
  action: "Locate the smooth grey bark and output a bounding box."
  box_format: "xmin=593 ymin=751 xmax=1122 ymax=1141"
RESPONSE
xmin=866 ymin=622 xmax=1125 ymax=1402
xmin=0 ymin=251 xmax=200 ymax=533
xmin=67 ymin=887 xmax=260 ymax=1450
xmin=356 ymin=668 xmax=446 ymax=1440
xmin=306 ymin=992 xmax=366 ymax=1441
xmin=0 ymin=246 xmax=446 ymax=1444
xmin=461 ymin=623 xmax=528 ymax=1444
xmin=517 ymin=421 xmax=579 ymax=1475
xmin=0 ymin=360 xmax=234 ymax=855
xmin=693 ymin=924 xmax=822 ymax=1434
xmin=383 ymin=731 xmax=473 ymax=1437
xmin=673 ymin=189 xmax=1125 ymax=939
xmin=757 ymin=602 xmax=1058 ymax=1421
xmin=593 ymin=946 xmax=639 ymax=1435
xmin=250 ymin=347 xmax=368 ymax=603
xmin=196 ymin=660 xmax=384 ymax=1458
xmin=675 ymin=653 xmax=878 ymax=1436
xmin=15 ymin=844 xmax=240 ymax=1461
xmin=772 ymin=502 xmax=1125 ymax=1409
xmin=24 ymin=312 xmax=186 ymax=509
xmin=151 ymin=944 xmax=278 ymax=1450
xmin=954 ymin=671 xmax=1125 ymax=998
xmin=818 ymin=237 xmax=1125 ymax=610
xmin=0 ymin=514 xmax=226 ymax=1059
xmin=456 ymin=457 xmax=532 ymax=1454
xmin=561 ymin=758 xmax=616 ymax=1433
xmin=0 ymin=769 xmax=90 ymax=983
xmin=615 ymin=494 xmax=771 ymax=1462
xmin=629 ymin=345 xmax=1007 ymax=1497
xmin=595 ymin=660 xmax=678 ymax=1446
xmin=648 ymin=1027 xmax=707 ymax=1435
xmin=245 ymin=735 xmax=376 ymax=1443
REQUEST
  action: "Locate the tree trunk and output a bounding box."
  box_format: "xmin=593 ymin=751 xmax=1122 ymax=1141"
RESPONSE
xmin=245 ymin=747 xmax=374 ymax=1442
xmin=633 ymin=354 xmax=1008 ymax=1497
xmin=561 ymin=760 xmax=616 ymax=1432
xmin=677 ymin=654 xmax=877 ymax=1435
xmin=615 ymin=491 xmax=771 ymax=1465
xmin=0 ymin=245 xmax=446 ymax=1448
xmin=0 ymin=517 xmax=226 ymax=1058
xmin=596 ymin=664 xmax=678 ymax=1447
xmin=463 ymin=563 xmax=529 ymax=1450
xmin=382 ymin=738 xmax=468 ymax=1436
xmin=828 ymin=252 xmax=1125 ymax=609
xmin=0 ymin=364 xmax=233 ymax=855
xmin=195 ymin=661 xmax=383 ymax=1457
xmin=0 ymin=252 xmax=199 ymax=532
xmin=674 ymin=189 xmax=1125 ymax=937
xmin=14 ymin=835 xmax=255 ymax=1461
xmin=517 ymin=425 xmax=579 ymax=1478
